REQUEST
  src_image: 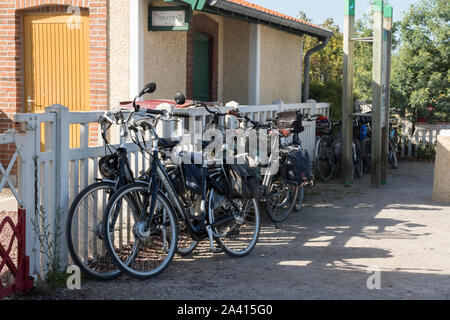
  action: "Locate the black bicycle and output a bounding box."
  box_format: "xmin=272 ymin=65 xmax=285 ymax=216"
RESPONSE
xmin=101 ymin=94 xmax=261 ymax=279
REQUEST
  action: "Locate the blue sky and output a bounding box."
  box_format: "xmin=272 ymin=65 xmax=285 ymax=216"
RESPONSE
xmin=248 ymin=0 xmax=421 ymax=30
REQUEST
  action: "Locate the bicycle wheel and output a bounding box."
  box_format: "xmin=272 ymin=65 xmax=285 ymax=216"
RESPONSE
xmin=362 ymin=137 xmax=371 ymax=173
xmin=315 ymin=136 xmax=334 ymax=181
xmin=102 ymin=182 xmax=178 ymax=280
xmin=66 ymin=181 xmax=121 ymax=280
xmin=294 ymin=186 xmax=304 ymax=212
xmin=389 ymin=141 xmax=399 ymax=169
xmin=353 ymin=140 xmax=364 ymax=178
xmin=208 ymin=190 xmax=260 ymax=258
xmin=176 ymin=218 xmax=198 ymax=256
xmin=265 ymin=182 xmax=297 ymax=222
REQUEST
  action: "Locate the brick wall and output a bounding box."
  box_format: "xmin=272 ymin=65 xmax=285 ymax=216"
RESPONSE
xmin=0 ymin=0 xmax=108 ymax=175
xmin=186 ymin=13 xmax=218 ymax=102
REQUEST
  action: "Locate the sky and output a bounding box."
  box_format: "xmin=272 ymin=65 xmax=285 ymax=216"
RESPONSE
xmin=248 ymin=0 xmax=422 ymax=30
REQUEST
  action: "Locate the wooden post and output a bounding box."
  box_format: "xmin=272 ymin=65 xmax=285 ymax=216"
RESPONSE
xmin=342 ymin=0 xmax=355 ymax=185
xmin=381 ymin=5 xmax=393 ymax=184
xmin=371 ymin=0 xmax=384 ymax=188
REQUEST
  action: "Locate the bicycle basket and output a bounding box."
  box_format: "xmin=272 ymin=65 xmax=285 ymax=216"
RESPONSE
xmin=283 ymin=148 xmax=313 ymax=185
xmin=276 ymin=111 xmax=304 ymax=133
xmin=229 ymin=154 xmax=261 ymax=199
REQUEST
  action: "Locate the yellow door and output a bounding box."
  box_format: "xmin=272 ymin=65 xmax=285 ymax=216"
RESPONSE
xmin=23 ymin=13 xmax=90 ymax=149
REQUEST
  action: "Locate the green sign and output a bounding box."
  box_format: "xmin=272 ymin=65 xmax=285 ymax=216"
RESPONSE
xmin=384 ymin=5 xmax=393 ymax=18
xmin=345 ymin=0 xmax=355 ymax=16
xmin=148 ymin=6 xmax=192 ymax=31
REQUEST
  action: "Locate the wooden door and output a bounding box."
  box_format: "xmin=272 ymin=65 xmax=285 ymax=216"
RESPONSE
xmin=23 ymin=13 xmax=90 ymax=148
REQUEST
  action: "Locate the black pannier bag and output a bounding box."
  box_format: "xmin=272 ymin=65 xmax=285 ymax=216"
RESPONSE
xmin=228 ymin=154 xmax=261 ymax=199
xmin=276 ymin=111 xmax=304 ymax=133
xmin=184 ymin=164 xmax=202 ymax=194
xmin=283 ymin=148 xmax=313 ymax=185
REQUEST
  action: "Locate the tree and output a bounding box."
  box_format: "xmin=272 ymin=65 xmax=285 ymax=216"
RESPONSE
xmin=300 ymin=13 xmax=344 ymax=120
xmin=391 ymin=0 xmax=450 ymax=125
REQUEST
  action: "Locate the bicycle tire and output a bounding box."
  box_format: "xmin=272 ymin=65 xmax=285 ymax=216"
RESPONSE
xmin=315 ymin=136 xmax=335 ymax=181
xmin=208 ymin=190 xmax=261 ymax=258
xmin=102 ymin=182 xmax=178 ymax=280
xmin=66 ymin=181 xmax=122 ymax=280
xmin=265 ymin=183 xmax=297 ymax=222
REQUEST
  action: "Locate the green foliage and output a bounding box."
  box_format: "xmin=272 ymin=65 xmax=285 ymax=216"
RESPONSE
xmin=391 ymin=0 xmax=450 ymax=125
xmin=310 ymin=81 xmax=343 ymax=120
xmin=31 ymin=206 xmax=68 ymax=291
xmin=415 ymin=142 xmax=436 ymax=161
xmin=300 ymin=14 xmax=343 ymax=120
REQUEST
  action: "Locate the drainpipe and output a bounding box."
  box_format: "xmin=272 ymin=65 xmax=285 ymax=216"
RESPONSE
xmin=303 ymin=37 xmax=330 ymax=102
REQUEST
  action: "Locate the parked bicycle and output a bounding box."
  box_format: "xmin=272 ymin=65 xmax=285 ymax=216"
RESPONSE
xmin=101 ymin=94 xmax=261 ymax=279
xmin=225 ymin=109 xmax=314 ymax=222
xmin=314 ymin=118 xmax=363 ymax=181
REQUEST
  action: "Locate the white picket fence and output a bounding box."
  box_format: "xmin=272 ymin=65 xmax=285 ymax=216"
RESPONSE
xmin=398 ymin=122 xmax=450 ymax=157
xmin=0 ymin=101 xmax=328 ymax=279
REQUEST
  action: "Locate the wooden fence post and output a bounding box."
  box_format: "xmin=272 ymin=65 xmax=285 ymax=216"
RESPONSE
xmin=46 ymin=105 xmax=70 ymax=269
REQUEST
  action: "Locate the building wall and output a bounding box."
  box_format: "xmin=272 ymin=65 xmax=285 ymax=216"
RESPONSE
xmin=143 ymin=0 xmax=187 ymax=100
xmin=259 ymin=25 xmax=303 ymax=105
xmin=108 ymin=0 xmax=130 ymax=107
xmin=222 ymin=17 xmax=250 ymax=105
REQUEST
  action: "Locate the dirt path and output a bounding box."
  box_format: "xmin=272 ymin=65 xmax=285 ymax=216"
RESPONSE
xmin=25 ymin=161 xmax=450 ymax=299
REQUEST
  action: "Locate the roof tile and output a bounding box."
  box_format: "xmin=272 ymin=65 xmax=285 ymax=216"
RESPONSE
xmin=226 ymin=0 xmax=329 ymax=32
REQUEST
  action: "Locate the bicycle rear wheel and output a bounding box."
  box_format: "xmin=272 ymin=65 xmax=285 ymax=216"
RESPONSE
xmin=315 ymin=136 xmax=335 ymax=181
xmin=208 ymin=190 xmax=260 ymax=258
xmin=66 ymin=181 xmax=121 ymax=280
xmin=265 ymin=182 xmax=297 ymax=222
xmin=102 ymin=182 xmax=178 ymax=280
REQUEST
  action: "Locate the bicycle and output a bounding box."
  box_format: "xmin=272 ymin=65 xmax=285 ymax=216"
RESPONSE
xmin=314 ymin=119 xmax=363 ymax=181
xmin=101 ymin=96 xmax=261 ymax=279
xmin=226 ymin=109 xmax=314 ymax=222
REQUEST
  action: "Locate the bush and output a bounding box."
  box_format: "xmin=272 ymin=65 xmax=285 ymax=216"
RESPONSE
xmin=309 ymin=80 xmax=343 ymax=121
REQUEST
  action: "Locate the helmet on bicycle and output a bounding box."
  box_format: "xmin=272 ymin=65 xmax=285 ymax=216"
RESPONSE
xmin=99 ymin=154 xmax=118 ymax=179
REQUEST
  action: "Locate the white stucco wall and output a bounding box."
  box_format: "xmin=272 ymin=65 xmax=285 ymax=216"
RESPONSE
xmin=108 ymin=0 xmax=130 ymax=107
xmin=259 ymin=25 xmax=303 ymax=104
xmin=222 ymin=17 xmax=251 ymax=105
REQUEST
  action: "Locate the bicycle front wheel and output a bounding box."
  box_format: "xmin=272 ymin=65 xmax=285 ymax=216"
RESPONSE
xmin=66 ymin=181 xmax=121 ymax=280
xmin=208 ymin=190 xmax=260 ymax=258
xmin=315 ymin=136 xmax=334 ymax=181
xmin=102 ymin=182 xmax=178 ymax=280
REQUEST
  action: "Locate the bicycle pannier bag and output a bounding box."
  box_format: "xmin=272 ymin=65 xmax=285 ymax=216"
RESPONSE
xmin=229 ymin=154 xmax=261 ymax=199
xmin=284 ymin=149 xmax=313 ymax=185
xmin=276 ymin=111 xmax=304 ymax=133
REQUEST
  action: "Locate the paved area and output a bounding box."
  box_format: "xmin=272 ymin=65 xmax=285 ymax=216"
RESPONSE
xmin=17 ymin=161 xmax=450 ymax=299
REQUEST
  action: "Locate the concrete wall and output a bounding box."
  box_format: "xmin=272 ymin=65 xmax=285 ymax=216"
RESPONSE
xmin=259 ymin=25 xmax=303 ymax=104
xmin=108 ymin=0 xmax=130 ymax=107
xmin=222 ymin=17 xmax=251 ymax=105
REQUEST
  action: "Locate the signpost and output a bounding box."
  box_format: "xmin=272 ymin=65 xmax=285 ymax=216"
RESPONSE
xmin=341 ymin=0 xmax=393 ymax=188
xmin=342 ymin=0 xmax=356 ymax=185
xmin=371 ymin=0 xmax=384 ymax=188
xmin=381 ymin=5 xmax=393 ymax=184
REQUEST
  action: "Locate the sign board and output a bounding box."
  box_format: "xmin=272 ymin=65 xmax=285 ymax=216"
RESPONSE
xmin=148 ymin=6 xmax=191 ymax=31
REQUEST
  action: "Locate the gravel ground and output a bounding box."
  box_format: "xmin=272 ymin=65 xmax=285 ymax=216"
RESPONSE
xmin=10 ymin=161 xmax=450 ymax=300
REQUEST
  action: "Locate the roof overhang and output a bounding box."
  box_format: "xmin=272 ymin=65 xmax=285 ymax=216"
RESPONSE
xmin=168 ymin=0 xmax=332 ymax=39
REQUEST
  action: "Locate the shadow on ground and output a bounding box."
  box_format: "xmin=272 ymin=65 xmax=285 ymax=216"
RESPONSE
xmin=23 ymin=161 xmax=450 ymax=300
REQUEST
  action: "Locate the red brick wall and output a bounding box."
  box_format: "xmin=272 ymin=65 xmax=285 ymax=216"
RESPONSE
xmin=186 ymin=13 xmax=218 ymax=102
xmin=0 ymin=0 xmax=108 ymax=173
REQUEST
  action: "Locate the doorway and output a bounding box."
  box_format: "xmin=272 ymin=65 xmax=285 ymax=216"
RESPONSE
xmin=193 ymin=32 xmax=211 ymax=102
